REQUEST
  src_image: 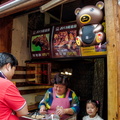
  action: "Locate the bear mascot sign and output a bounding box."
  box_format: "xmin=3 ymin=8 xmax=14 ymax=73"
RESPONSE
xmin=75 ymin=1 xmax=105 ymax=46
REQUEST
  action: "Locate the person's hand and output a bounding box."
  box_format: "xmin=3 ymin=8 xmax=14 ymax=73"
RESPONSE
xmin=56 ymin=107 xmax=67 ymax=116
xmin=39 ymin=105 xmax=47 ymax=115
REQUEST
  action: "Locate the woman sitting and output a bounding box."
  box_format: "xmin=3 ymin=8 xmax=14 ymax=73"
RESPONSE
xmin=39 ymin=73 xmax=80 ymax=119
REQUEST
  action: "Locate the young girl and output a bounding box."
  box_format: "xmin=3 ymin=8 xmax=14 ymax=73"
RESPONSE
xmin=82 ymin=100 xmax=103 ymax=120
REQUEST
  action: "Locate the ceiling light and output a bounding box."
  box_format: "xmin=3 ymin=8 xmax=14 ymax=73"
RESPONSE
xmin=0 ymin=0 xmax=28 ymax=12
xmin=40 ymin=0 xmax=69 ymax=13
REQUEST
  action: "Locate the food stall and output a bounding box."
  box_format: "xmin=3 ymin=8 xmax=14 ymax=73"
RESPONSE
xmin=1 ymin=0 xmax=119 ymax=120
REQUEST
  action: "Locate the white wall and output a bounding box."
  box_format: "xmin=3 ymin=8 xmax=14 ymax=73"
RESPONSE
xmin=11 ymin=15 xmax=36 ymax=106
xmin=11 ymin=14 xmax=51 ymax=107
xmin=11 ymin=14 xmax=31 ymax=66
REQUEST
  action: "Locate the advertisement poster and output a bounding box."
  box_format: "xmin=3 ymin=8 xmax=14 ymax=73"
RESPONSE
xmin=52 ymin=23 xmax=81 ymax=58
xmin=31 ymin=27 xmax=51 ymax=59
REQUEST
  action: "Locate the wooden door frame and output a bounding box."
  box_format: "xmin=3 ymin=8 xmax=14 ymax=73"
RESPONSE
xmin=104 ymin=0 xmax=120 ymax=119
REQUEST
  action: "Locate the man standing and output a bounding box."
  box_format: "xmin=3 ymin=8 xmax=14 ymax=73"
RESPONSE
xmin=0 ymin=52 xmax=29 ymax=120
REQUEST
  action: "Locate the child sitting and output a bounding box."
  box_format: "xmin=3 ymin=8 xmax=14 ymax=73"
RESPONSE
xmin=83 ymin=100 xmax=103 ymax=120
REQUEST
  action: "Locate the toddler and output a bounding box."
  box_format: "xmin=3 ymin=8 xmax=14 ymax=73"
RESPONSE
xmin=83 ymin=100 xmax=103 ymax=120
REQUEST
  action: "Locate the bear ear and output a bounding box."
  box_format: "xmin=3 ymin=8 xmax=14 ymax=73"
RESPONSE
xmin=74 ymin=8 xmax=81 ymax=16
xmin=96 ymin=1 xmax=104 ymax=10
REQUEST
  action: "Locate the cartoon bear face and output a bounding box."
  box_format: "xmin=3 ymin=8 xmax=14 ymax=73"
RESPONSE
xmin=75 ymin=1 xmax=104 ymax=27
xmin=74 ymin=1 xmax=105 ymax=46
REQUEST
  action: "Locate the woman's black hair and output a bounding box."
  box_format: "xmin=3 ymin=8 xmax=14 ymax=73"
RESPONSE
xmin=53 ymin=73 xmax=70 ymax=88
xmin=0 ymin=52 xmax=18 ymax=68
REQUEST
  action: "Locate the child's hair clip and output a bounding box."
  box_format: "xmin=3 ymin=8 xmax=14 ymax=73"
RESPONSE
xmin=96 ymin=101 xmax=99 ymax=104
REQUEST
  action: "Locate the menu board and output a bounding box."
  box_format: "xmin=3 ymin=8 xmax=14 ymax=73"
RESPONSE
xmin=51 ymin=23 xmax=81 ymax=58
xmin=31 ymin=27 xmax=51 ymax=59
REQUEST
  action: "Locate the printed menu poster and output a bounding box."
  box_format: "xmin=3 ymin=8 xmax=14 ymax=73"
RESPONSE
xmin=31 ymin=27 xmax=51 ymax=59
xmin=52 ymin=23 xmax=81 ymax=58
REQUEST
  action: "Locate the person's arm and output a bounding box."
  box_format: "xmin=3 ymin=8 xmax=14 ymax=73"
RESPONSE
xmin=39 ymin=105 xmax=47 ymax=114
xmin=16 ymin=104 xmax=29 ymax=117
xmin=39 ymin=88 xmax=52 ymax=114
xmin=63 ymin=108 xmax=74 ymax=115
xmin=5 ymin=84 xmax=29 ymax=117
xmin=70 ymin=90 xmax=80 ymax=114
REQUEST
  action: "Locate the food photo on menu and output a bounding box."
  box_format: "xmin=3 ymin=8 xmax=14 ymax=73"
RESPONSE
xmin=30 ymin=27 xmax=51 ymax=59
xmin=52 ymin=23 xmax=81 ymax=58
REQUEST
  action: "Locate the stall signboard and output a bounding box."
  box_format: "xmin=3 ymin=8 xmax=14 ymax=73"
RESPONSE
xmin=80 ymin=43 xmax=107 ymax=56
xmin=31 ymin=27 xmax=51 ymax=59
xmin=51 ymin=23 xmax=81 ymax=58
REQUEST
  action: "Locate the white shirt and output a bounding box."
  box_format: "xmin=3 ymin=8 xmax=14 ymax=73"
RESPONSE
xmin=83 ymin=114 xmax=103 ymax=120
